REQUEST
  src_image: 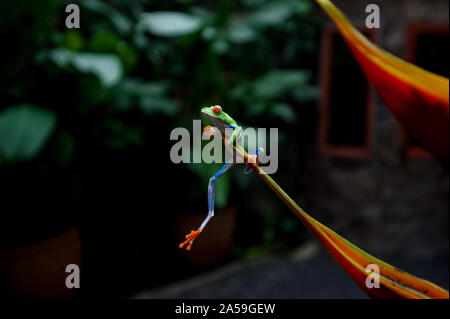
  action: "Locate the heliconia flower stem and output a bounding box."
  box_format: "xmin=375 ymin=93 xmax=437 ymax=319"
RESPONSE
xmin=233 ymin=144 xmax=449 ymax=299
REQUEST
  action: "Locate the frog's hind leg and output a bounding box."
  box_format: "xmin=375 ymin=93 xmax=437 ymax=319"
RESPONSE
xmin=179 ymin=158 xmax=234 ymax=251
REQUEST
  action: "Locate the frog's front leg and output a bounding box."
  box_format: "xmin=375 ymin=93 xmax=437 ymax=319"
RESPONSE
xmin=225 ymin=125 xmax=243 ymax=148
xmin=179 ymin=158 xmax=234 ymax=251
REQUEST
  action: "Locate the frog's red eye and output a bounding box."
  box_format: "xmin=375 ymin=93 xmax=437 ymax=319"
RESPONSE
xmin=213 ymin=105 xmax=222 ymax=114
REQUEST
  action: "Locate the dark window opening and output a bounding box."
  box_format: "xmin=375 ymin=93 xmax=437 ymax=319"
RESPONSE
xmin=403 ymin=23 xmax=449 ymax=159
xmin=328 ymin=32 xmax=368 ymax=147
xmin=318 ymin=26 xmax=377 ymax=158
xmin=416 ymin=34 xmax=449 ymax=78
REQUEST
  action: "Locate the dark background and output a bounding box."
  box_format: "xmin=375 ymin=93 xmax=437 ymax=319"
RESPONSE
xmin=0 ymin=0 xmax=447 ymax=298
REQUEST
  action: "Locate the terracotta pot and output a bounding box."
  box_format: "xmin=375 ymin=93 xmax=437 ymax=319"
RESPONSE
xmin=173 ymin=206 xmax=236 ymax=266
xmin=0 ymin=226 xmax=82 ymax=298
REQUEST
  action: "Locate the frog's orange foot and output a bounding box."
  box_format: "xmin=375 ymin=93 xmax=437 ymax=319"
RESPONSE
xmin=245 ymin=154 xmax=258 ymax=167
xmin=179 ymin=228 xmax=202 ymax=251
xmin=203 ymin=126 xmax=217 ymax=138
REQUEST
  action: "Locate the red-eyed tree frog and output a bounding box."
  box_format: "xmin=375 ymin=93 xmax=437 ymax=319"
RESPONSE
xmin=179 ymin=105 xmax=264 ymax=251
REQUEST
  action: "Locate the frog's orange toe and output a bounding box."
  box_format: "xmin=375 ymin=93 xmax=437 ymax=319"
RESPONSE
xmin=245 ymin=154 xmax=258 ymax=167
xmin=203 ymin=126 xmax=217 ymax=138
xmin=179 ymin=228 xmax=202 ymax=251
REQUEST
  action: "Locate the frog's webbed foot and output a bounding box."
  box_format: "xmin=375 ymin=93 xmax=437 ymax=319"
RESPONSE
xmin=243 ymin=154 xmax=258 ymax=174
xmin=244 ymin=147 xmax=264 ymax=174
xmin=245 ymin=154 xmax=258 ymax=167
xmin=203 ymin=126 xmax=218 ymax=138
xmin=179 ymin=228 xmax=202 ymax=251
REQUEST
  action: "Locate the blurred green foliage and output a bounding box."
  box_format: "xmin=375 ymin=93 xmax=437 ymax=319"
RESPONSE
xmin=0 ymin=105 xmax=56 ymax=163
xmin=0 ymin=0 xmax=323 ymax=253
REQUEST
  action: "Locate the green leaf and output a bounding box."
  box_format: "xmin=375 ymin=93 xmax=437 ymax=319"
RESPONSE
xmin=122 ymin=80 xmax=166 ymax=96
xmin=253 ymin=69 xmax=310 ymax=99
xmin=62 ymin=30 xmax=83 ymax=51
xmin=201 ymin=27 xmax=217 ymax=41
xmin=116 ymin=42 xmax=138 ymax=72
xmin=114 ymin=79 xmax=178 ymax=117
xmin=295 ymin=0 xmax=313 ymax=15
xmin=81 ymin=0 xmax=132 ymax=34
xmin=249 ymin=2 xmax=294 ymax=27
xmin=88 ymin=31 xmax=137 ymax=72
xmin=227 ymin=22 xmax=257 ymax=44
xmin=212 ymin=39 xmax=229 ymax=55
xmin=0 ymin=105 xmax=56 ymax=162
xmin=270 ymin=103 xmax=296 ymax=123
xmin=50 ymin=49 xmax=123 ymax=86
xmin=138 ymin=12 xmax=203 ymax=37
xmin=89 ymin=31 xmax=120 ymax=53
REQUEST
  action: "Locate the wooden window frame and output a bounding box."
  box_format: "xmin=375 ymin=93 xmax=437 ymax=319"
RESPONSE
xmin=403 ymin=23 xmax=449 ymax=160
xmin=318 ymin=25 xmax=378 ymax=159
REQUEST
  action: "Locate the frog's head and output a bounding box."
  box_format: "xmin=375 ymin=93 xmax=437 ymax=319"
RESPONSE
xmin=201 ymin=105 xmax=234 ymax=131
